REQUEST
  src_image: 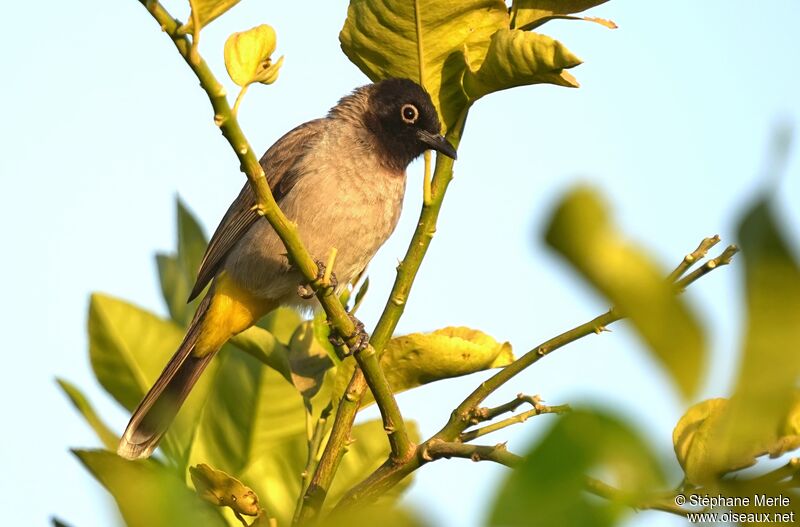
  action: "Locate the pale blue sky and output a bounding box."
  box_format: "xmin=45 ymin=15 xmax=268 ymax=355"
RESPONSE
xmin=1 ymin=1 xmax=798 ymax=526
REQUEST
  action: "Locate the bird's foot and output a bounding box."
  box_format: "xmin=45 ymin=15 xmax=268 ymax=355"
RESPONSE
xmin=328 ymin=314 xmax=369 ymax=355
xmin=297 ymin=259 xmax=338 ymax=299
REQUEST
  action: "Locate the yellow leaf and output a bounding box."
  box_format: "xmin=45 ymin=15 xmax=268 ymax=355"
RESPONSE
xmin=673 ymin=396 xmax=800 ymax=485
xmin=510 ymin=0 xmax=611 ymax=30
xmin=463 ymin=28 xmax=582 ymax=101
xmin=190 ymin=463 xmax=260 ymax=516
xmin=340 ymin=0 xmax=509 ymax=133
xmin=333 ymin=326 xmax=514 ymax=407
xmin=224 ymin=25 xmax=284 ymax=88
xmin=180 ymin=0 xmax=242 ymax=34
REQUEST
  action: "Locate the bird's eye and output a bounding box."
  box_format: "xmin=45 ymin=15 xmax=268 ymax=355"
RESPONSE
xmin=400 ymin=103 xmax=419 ymax=124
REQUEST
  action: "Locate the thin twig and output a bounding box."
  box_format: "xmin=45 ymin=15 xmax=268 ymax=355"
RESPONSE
xmin=421 ymin=440 xmax=521 ymax=468
xmin=585 ymin=477 xmax=687 ymax=516
xmin=745 ymin=457 xmax=800 ymax=487
xmin=292 ymin=402 xmax=333 ymax=523
xmin=460 ymin=403 xmax=571 ymax=443
xmin=676 ymin=245 xmax=739 ymax=290
xmin=667 ymin=235 xmax=720 ymax=282
xmin=298 ymin=369 xmax=366 ymax=522
xmin=467 ymin=393 xmax=541 ymax=424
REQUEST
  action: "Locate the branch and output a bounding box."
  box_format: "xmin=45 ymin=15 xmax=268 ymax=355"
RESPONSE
xmin=743 ymin=457 xmax=800 ymax=487
xmin=136 ymin=0 xmax=411 ymax=499
xmin=467 ymin=393 xmax=541 ymax=425
xmin=461 ymin=400 xmax=571 ymax=443
xmin=296 ymin=369 xmax=366 ymax=522
xmin=675 ymin=244 xmax=739 ymax=290
xmin=292 ymin=402 xmax=333 ymax=523
xmin=336 ymin=240 xmax=739 ymax=506
xmin=584 ymin=477 xmax=687 ymax=516
xmin=666 ymin=235 xmax=720 ymax=282
xmin=421 ymin=440 xmax=521 ymax=468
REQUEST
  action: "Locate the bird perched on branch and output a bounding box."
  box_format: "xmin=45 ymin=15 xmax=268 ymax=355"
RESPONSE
xmin=118 ymin=78 xmax=457 ymax=460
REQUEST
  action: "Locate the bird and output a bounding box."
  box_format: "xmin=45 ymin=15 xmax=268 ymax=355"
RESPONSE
xmin=117 ymin=78 xmax=457 ymax=460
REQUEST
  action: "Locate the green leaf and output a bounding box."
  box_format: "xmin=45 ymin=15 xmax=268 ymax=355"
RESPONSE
xmin=340 ymin=0 xmax=509 ymax=133
xmin=341 ymin=1 xmax=592 ymax=133
xmin=224 ymin=25 xmax=284 ymax=87
xmin=463 ymin=29 xmax=582 ymax=101
xmin=188 ymin=354 xmax=324 ymax=524
xmin=258 ymin=307 xmax=303 ymax=345
xmin=156 ymin=198 xmax=208 ymax=326
xmin=187 ymin=347 xmax=266 ymax=476
xmin=351 ymin=276 xmax=370 ymax=313
xmin=230 ymin=324 xmax=292 ymax=382
xmin=510 ymin=0 xmax=612 ymax=30
xmin=74 ymin=449 xmax=226 ymax=527
xmin=179 ymin=0 xmax=242 ymax=34
xmin=491 ymin=410 xmax=665 ymax=527
xmin=176 ymin=197 xmax=207 ymax=295
xmin=731 ymin=198 xmax=800 ymax=448
xmin=288 ymin=321 xmax=334 ymax=401
xmin=333 ymin=327 xmax=514 ymax=407
xmin=544 ymin=186 xmax=706 ymax=397
xmin=189 ymin=463 xmax=260 ymax=516
xmin=88 ymin=293 xmax=217 ymax=463
xmin=155 ymin=253 xmax=192 ymax=326
xmin=56 ymin=378 xmax=117 ymax=451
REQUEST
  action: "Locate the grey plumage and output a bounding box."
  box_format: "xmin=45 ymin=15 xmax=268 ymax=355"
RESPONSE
xmin=118 ymin=78 xmax=456 ymax=460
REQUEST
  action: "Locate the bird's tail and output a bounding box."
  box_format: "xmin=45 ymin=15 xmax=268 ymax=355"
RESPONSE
xmin=117 ymin=273 xmax=276 ymax=460
xmin=117 ymin=293 xmax=216 ymax=460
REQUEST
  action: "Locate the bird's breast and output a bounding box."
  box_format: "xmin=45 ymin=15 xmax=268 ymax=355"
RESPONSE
xmin=224 ymin=125 xmax=406 ymax=302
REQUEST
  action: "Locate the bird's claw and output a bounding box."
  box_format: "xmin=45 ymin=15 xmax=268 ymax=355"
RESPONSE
xmin=328 ymin=314 xmax=369 ymax=355
xmin=297 ymin=259 xmax=338 ymax=299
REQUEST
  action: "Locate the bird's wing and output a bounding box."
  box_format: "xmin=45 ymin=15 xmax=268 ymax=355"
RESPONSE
xmin=188 ymin=118 xmax=327 ymax=301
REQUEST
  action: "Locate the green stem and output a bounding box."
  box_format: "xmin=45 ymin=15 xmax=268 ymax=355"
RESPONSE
xmin=292 ymin=402 xmax=333 ymax=524
xmin=666 ymin=235 xmax=720 ymax=282
xmin=232 ymin=84 xmax=249 ymax=118
xmin=422 ymin=440 xmax=521 ymax=468
xmin=296 ymin=369 xmax=366 ymax=524
xmin=460 ymin=404 xmax=571 ymax=443
xmin=585 ymin=478 xmax=687 ymax=516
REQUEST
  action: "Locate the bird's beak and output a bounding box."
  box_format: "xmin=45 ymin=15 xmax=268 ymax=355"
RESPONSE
xmin=417 ymin=129 xmax=458 ymax=160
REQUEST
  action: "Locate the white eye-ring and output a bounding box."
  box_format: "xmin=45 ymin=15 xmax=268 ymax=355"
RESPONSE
xmin=400 ymin=103 xmax=419 ymax=124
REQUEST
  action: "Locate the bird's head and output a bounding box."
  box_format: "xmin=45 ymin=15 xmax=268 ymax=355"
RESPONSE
xmin=362 ymin=78 xmax=457 ymax=171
